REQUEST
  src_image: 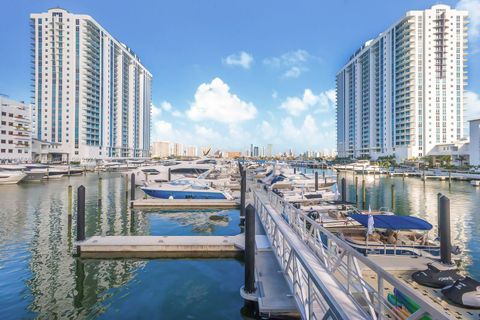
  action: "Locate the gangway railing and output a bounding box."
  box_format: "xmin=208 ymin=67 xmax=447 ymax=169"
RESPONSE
xmin=252 ymin=183 xmax=450 ymax=320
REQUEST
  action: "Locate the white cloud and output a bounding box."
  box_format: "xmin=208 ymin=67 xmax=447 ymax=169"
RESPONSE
xmin=260 ymin=121 xmax=276 ymax=140
xmin=465 ymin=90 xmax=480 ymax=121
xmin=172 ymin=110 xmax=183 ymax=117
xmin=161 ymin=101 xmax=173 ymax=111
xmin=272 ymin=90 xmax=278 ymax=99
xmin=263 ymin=50 xmax=313 ymax=78
xmin=152 ymin=120 xmax=174 ymax=141
xmin=222 ymin=51 xmax=254 ymax=69
xmin=279 ymin=88 xmax=335 ymax=116
xmin=151 ymin=103 xmax=162 ymax=119
xmin=283 ymin=66 xmax=304 ymax=79
xmin=279 ymin=114 xmax=336 ymax=151
xmin=187 ymin=77 xmax=257 ymax=123
xmin=457 ymin=0 xmax=480 ymax=48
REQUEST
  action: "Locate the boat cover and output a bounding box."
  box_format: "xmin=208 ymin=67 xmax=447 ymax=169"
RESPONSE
xmin=349 ymin=214 xmax=433 ymax=230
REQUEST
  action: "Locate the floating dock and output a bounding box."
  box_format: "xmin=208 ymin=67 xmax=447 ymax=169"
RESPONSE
xmin=77 ymin=234 xmax=245 ymax=258
xmin=132 ymin=198 xmax=239 ymax=210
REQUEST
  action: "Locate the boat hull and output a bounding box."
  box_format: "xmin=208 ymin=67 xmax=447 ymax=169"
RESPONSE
xmin=22 ymin=172 xmax=46 ymax=182
xmin=141 ymin=188 xmax=226 ymax=200
xmin=0 ymin=173 xmax=26 ymax=185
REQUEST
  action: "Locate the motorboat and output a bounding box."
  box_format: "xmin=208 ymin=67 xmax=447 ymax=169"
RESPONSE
xmin=133 ymin=159 xmax=218 ymax=186
xmin=24 ymin=164 xmax=65 ymax=179
xmin=0 ymin=164 xmax=45 ymax=182
xmin=337 ymin=214 xmax=461 ymax=260
xmin=333 ymin=160 xmax=371 ymax=172
xmin=0 ymin=170 xmax=26 ymax=185
xmin=141 ymin=178 xmax=231 ymax=200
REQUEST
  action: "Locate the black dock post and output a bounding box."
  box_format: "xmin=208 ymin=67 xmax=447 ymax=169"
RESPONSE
xmin=315 ymin=171 xmax=318 ymax=191
xmin=323 ymin=171 xmax=326 ymax=185
xmin=437 ymin=192 xmax=442 ymax=236
xmin=168 ymin=168 xmax=171 ymax=182
xmin=240 ymin=169 xmax=246 ymax=226
xmin=76 ymin=185 xmax=86 ymax=244
xmin=130 ymin=173 xmax=135 ymax=208
xmin=439 ymin=195 xmax=452 ymax=265
xmin=341 ymin=178 xmax=346 ymax=203
xmin=244 ymin=204 xmax=256 ymax=295
xmin=293 ymin=168 xmax=296 ymax=174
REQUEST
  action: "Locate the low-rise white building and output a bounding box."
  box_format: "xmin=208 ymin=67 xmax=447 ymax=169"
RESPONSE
xmin=469 ymin=119 xmax=480 ymax=166
xmin=0 ymin=96 xmax=32 ymax=162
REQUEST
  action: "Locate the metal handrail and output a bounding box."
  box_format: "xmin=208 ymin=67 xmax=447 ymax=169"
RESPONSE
xmin=252 ymin=182 xmax=450 ymax=320
xmin=252 ymin=189 xmax=365 ymax=319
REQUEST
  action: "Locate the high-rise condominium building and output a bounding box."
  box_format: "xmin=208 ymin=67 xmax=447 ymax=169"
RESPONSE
xmin=336 ymin=4 xmax=468 ymax=161
xmin=0 ymin=96 xmax=32 ymax=161
xmin=30 ymin=8 xmax=152 ymax=162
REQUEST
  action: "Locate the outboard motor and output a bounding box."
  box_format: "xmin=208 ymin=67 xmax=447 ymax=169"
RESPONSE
xmin=412 ymin=263 xmax=462 ymax=288
xmin=442 ymin=277 xmax=480 ymax=308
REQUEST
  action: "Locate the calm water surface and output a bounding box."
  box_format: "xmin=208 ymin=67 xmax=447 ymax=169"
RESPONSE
xmin=2 ymin=169 xmax=480 ymax=319
xmin=0 ymin=173 xmax=244 ymax=319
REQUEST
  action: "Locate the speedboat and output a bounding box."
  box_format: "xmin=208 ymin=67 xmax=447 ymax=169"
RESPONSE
xmin=337 ymin=214 xmax=461 ymax=260
xmin=141 ymin=178 xmax=231 ymax=200
xmin=0 ymin=170 xmax=26 ymax=185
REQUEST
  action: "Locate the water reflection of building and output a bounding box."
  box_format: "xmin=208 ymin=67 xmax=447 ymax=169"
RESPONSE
xmin=24 ymin=174 xmax=149 ymax=317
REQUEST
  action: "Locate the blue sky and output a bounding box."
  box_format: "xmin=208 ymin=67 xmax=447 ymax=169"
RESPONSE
xmin=0 ymin=0 xmax=479 ymax=154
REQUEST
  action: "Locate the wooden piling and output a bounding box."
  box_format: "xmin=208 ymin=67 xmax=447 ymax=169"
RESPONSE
xmin=125 ymin=174 xmax=129 ymax=198
xmin=341 ymin=178 xmax=347 ymax=203
xmin=355 ymin=176 xmax=358 ymax=205
xmin=391 ymin=184 xmax=395 ymax=211
xmin=130 ymin=173 xmax=135 ymax=208
xmin=315 ymin=172 xmax=318 ymax=191
xmin=97 ymin=177 xmax=102 ymax=208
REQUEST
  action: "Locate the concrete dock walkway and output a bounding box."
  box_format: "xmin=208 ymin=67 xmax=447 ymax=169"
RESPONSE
xmin=77 ymin=234 xmax=245 ymax=258
xmin=132 ymin=198 xmax=239 ymax=210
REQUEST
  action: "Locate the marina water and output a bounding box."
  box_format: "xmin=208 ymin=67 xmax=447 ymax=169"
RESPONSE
xmin=0 ymin=173 xmax=244 ymax=319
xmin=1 ymin=169 xmax=480 ymax=318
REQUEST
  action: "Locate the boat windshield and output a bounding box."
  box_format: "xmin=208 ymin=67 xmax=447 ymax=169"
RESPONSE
xmin=169 ymin=179 xmax=209 ymax=189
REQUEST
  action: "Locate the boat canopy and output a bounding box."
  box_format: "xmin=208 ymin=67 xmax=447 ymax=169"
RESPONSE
xmin=349 ymin=214 xmax=433 ymax=231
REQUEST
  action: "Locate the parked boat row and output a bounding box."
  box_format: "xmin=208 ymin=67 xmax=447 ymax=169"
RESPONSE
xmin=0 ymin=164 xmax=85 ymax=184
xmin=253 ymin=162 xmax=480 ymax=313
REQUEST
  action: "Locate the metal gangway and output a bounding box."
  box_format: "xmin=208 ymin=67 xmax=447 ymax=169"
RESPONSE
xmin=251 ymin=182 xmax=450 ymax=320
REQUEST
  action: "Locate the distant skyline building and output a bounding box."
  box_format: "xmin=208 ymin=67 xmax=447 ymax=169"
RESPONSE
xmin=336 ymin=4 xmax=468 ymax=161
xmin=266 ymin=144 xmax=273 ymax=158
xmin=151 ymin=140 xmax=170 ymax=158
xmin=30 ymin=8 xmax=152 ymax=162
xmin=0 ymin=96 xmax=32 ymax=161
xmin=186 ymin=145 xmax=197 ymax=157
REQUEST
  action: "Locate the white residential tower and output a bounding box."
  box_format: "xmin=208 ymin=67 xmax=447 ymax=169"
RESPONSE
xmin=336 ymin=5 xmax=468 ymax=161
xmin=30 ymin=8 xmax=152 ymax=162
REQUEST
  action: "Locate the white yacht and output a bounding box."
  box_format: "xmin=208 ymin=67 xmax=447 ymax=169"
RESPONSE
xmin=132 ymin=159 xmax=218 ymax=186
xmin=0 ymin=170 xmax=26 ymax=185
xmin=0 ymin=164 xmax=45 ymax=182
